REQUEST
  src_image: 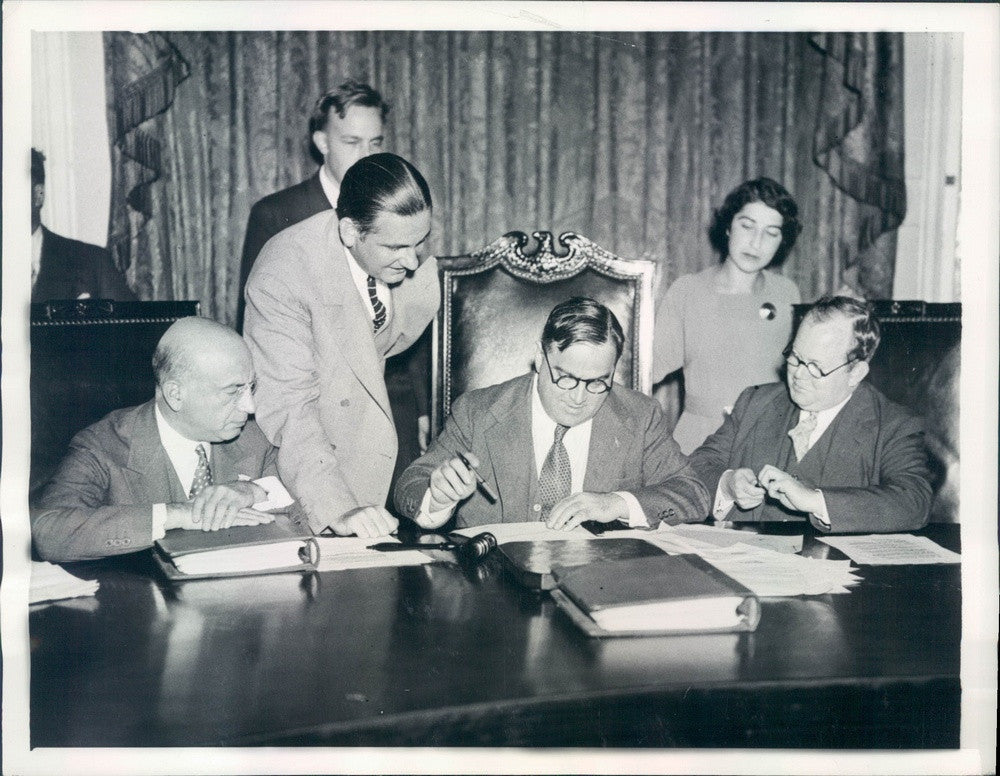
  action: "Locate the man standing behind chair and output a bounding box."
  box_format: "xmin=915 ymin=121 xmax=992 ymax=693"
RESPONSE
xmin=244 ymin=153 xmax=438 ymax=538
xmin=394 ymin=297 xmax=710 ymax=530
xmin=31 ymin=318 xmax=282 ymax=562
xmin=688 ymin=296 xmax=932 ymax=533
xmin=237 ymin=80 xmax=388 ymax=322
xmin=31 ymin=148 xmax=135 ymax=303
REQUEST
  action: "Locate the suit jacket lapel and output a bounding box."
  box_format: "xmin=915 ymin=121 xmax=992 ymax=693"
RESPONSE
xmin=124 ymin=401 xmax=185 ymax=504
xmin=381 ymin=257 xmax=439 ymax=356
xmin=807 ymin=383 xmax=877 ymax=483
xmin=484 ymin=376 xmax=535 ymax=521
xmin=582 ymin=392 xmax=630 ymax=492
xmin=322 ymin=223 xmax=392 ymax=417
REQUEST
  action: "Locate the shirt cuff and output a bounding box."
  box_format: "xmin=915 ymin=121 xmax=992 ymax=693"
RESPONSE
xmin=613 ymin=491 xmax=649 ymax=528
xmin=152 ymin=503 xmax=167 ymax=540
xmin=712 ymin=470 xmax=737 ymax=520
xmin=417 ymin=489 xmax=457 ymax=528
xmin=810 ymin=488 xmax=832 ymax=531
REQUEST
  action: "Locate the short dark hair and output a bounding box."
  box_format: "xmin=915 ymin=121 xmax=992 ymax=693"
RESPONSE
xmin=803 ymin=295 xmax=881 ymax=363
xmin=31 ymin=148 xmax=46 ymax=186
xmin=308 ymin=80 xmax=389 ymax=135
xmin=708 ymin=177 xmax=802 ymax=266
xmin=336 ymin=153 xmax=432 ymax=234
xmin=541 ymin=297 xmax=625 ymax=361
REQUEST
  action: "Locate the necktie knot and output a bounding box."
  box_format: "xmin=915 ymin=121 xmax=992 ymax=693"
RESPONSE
xmin=552 ymin=424 xmax=569 ymax=444
xmin=366 ymin=275 xmax=387 ymax=332
xmin=788 ymin=410 xmax=818 ymax=462
xmin=189 ymin=443 xmax=213 ymax=498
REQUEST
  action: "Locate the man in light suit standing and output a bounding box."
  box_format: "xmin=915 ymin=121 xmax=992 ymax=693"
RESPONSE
xmin=689 ymin=295 xmax=932 ymax=533
xmin=31 ymin=318 xmax=282 ymax=562
xmin=394 ymin=297 xmax=710 ymax=530
xmin=244 ymin=153 xmax=439 ymax=537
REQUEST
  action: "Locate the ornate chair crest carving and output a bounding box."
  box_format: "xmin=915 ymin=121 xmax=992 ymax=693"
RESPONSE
xmin=433 ymin=231 xmax=655 ymax=432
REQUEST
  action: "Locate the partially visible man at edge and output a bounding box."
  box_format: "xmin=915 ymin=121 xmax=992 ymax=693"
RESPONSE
xmin=244 ymin=153 xmax=439 ymax=538
xmin=31 ymin=318 xmax=285 ymax=562
xmin=689 ymin=295 xmax=932 ymax=533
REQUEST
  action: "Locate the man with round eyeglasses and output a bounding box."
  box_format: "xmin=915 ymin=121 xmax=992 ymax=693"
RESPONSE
xmin=394 ymin=297 xmax=710 ymax=530
xmin=689 ymin=295 xmax=932 ymax=533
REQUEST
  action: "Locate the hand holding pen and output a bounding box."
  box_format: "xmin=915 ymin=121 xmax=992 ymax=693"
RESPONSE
xmin=427 ymin=449 xmax=498 ymax=514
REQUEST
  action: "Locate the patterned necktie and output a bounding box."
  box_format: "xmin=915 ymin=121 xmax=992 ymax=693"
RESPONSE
xmin=537 ymin=424 xmax=571 ymax=519
xmin=366 ymin=275 xmax=387 ymax=333
xmin=788 ymin=410 xmax=818 ymax=462
xmin=189 ymin=444 xmax=213 ymax=498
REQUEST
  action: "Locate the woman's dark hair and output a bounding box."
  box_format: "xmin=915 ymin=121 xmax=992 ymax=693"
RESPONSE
xmin=335 ymin=153 xmax=432 ymax=234
xmin=708 ymin=177 xmax=802 ymax=266
xmin=541 ymin=297 xmax=625 ymax=360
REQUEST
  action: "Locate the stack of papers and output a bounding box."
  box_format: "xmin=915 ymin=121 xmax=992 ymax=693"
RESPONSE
xmin=30 ymin=562 xmax=99 ymax=605
xmin=649 ymin=523 xmax=803 ymax=555
xmin=315 ymin=536 xmax=435 ymax=571
xmin=818 ymin=534 xmax=961 ymax=565
xmin=696 ymin=544 xmax=862 ymax=597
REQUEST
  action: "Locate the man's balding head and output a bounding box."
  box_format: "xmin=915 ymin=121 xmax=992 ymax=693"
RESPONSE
xmin=153 ymin=318 xmax=256 ymax=442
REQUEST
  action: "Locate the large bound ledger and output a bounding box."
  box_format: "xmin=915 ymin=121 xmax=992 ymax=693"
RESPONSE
xmin=551 ymin=554 xmax=761 ymax=637
xmin=498 ymin=538 xmax=666 ymax=590
xmin=154 ymin=514 xmax=320 ymax=580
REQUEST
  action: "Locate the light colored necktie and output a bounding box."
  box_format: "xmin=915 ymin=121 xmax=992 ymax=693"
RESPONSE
xmin=366 ymin=275 xmax=387 ymax=332
xmin=788 ymin=410 xmax=818 ymax=462
xmin=537 ymin=424 xmax=571 ymax=519
xmin=189 ymin=444 xmax=213 ymax=498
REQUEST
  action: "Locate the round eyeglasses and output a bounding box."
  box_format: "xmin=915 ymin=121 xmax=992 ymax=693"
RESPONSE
xmin=783 ymin=347 xmax=858 ymax=379
xmin=543 ymin=349 xmax=613 ymax=394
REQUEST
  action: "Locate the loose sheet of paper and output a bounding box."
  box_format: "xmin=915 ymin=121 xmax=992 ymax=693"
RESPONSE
xmin=666 ymin=523 xmax=803 ymax=554
xmin=29 ymin=561 xmax=100 ymax=604
xmin=818 ymin=534 xmax=961 ymax=565
xmin=315 ymin=537 xmax=435 ymax=571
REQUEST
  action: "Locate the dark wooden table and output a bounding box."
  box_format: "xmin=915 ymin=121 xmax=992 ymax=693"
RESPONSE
xmin=29 ymin=525 xmax=960 ymax=748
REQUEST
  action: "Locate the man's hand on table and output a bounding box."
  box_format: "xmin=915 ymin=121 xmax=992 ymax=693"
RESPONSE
xmin=330 ymin=505 xmax=399 ymax=538
xmin=166 ymin=481 xmax=274 ymax=531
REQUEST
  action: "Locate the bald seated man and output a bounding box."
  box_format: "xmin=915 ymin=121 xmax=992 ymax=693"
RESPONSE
xmin=31 ymin=317 xmax=288 ymax=562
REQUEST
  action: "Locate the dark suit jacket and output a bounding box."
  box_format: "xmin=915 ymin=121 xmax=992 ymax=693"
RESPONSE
xmin=32 ymin=227 xmax=136 ymax=303
xmin=30 ymin=401 xmax=278 ymax=561
xmin=394 ymin=374 xmax=710 ymax=528
xmin=237 ymin=174 xmax=329 ymax=329
xmin=688 ymin=381 xmax=932 ymax=533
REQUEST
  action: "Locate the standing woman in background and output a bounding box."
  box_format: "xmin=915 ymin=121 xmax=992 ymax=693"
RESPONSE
xmin=653 ymin=177 xmax=803 ymax=454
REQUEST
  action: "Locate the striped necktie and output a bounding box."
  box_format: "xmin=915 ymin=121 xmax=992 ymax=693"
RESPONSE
xmin=366 ymin=275 xmax=387 ymax=332
xmin=537 ymin=424 xmax=571 ymax=519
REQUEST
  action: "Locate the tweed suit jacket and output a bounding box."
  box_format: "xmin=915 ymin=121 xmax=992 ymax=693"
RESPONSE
xmin=394 ymin=374 xmax=711 ymax=529
xmin=244 ymin=210 xmax=440 ymax=533
xmin=688 ymin=381 xmax=932 ymax=533
xmin=30 ymin=401 xmax=278 ymax=562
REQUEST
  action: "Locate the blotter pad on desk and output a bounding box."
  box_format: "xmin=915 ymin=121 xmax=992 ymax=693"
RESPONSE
xmin=498 ymin=538 xmax=667 ymax=590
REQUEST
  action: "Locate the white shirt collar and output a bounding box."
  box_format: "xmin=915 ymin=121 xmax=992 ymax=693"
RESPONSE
xmin=529 ymin=374 xmax=593 ymax=491
xmin=343 ymin=246 xmax=390 ymax=322
xmin=318 ymin=164 xmax=340 ymax=209
xmin=154 ymin=402 xmax=212 ymax=493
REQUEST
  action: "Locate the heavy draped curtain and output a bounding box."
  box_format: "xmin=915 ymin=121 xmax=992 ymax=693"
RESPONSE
xmin=104 ymin=30 xmax=905 ymax=326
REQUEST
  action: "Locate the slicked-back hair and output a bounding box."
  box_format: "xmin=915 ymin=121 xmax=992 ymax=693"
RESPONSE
xmin=708 ymin=177 xmax=802 ymax=266
xmin=541 ymin=297 xmax=625 ymax=361
xmin=32 ymin=148 xmax=45 ymax=186
xmin=335 ymin=153 xmax=432 ymax=234
xmin=308 ymin=80 xmax=390 ymax=135
xmin=803 ymin=295 xmax=882 ymax=363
